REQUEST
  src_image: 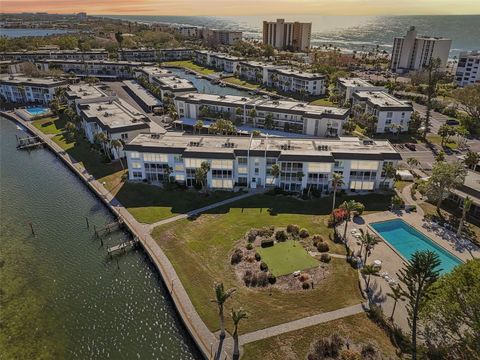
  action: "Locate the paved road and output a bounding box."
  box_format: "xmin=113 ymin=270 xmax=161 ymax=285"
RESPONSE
xmin=412 ymin=102 xmax=450 ymax=134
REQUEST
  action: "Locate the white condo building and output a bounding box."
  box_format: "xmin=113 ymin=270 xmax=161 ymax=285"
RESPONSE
xmin=194 ymin=50 xmax=243 ymax=73
xmin=390 ymin=26 xmax=452 ymax=74
xmin=352 ymin=91 xmax=413 ymax=133
xmin=174 ymin=93 xmax=349 ymax=137
xmin=337 ymin=78 xmax=385 ymax=101
xmin=0 ymin=74 xmax=67 ymax=104
xmin=455 ymin=51 xmax=480 ymax=87
xmin=0 ymin=49 xmax=109 ymax=62
xmin=124 ymin=133 xmax=400 ymax=192
xmin=263 ymin=19 xmax=312 ymax=51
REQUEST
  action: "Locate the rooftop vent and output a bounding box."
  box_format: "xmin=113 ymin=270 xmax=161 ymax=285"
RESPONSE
xmin=151 ymin=133 xmax=161 ymax=139
xmin=104 ymin=111 xmax=109 ymax=117
xmin=317 ymin=145 xmax=329 ymax=151
xmin=189 ymin=141 xmax=201 ymax=147
xmin=222 ymin=142 xmax=235 ymax=148
xmin=97 ymin=105 xmax=103 ymax=111
xmin=280 ymin=144 xmax=292 ymax=150
xmin=363 ymin=139 xmax=375 ymax=146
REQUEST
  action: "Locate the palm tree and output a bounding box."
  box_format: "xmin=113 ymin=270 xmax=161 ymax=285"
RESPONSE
xmin=94 ymin=132 xmax=111 ymax=160
xmin=330 ymin=173 xmax=344 ymax=213
xmin=398 ymin=250 xmax=441 ymax=360
xmin=194 ymin=120 xmax=204 ymax=134
xmin=231 ymin=308 xmax=248 ymax=360
xmin=386 ymin=284 xmax=405 ymax=321
xmin=211 ymin=283 xmax=236 ymax=339
xmin=423 ymin=58 xmax=442 ymax=140
xmin=358 ymin=230 xmax=379 ymax=263
xmin=115 ymin=31 xmax=124 ymax=60
xmin=270 ymin=164 xmax=280 ymax=186
xmin=339 ymin=200 xmax=364 ymax=241
xmin=457 ymin=197 xmax=473 ymax=236
xmin=361 ymin=264 xmax=379 ymax=292
xmin=111 ymin=139 xmax=124 ymax=167
xmin=406 ymin=157 xmax=419 ymax=170
xmin=382 ymin=163 xmax=397 ymax=188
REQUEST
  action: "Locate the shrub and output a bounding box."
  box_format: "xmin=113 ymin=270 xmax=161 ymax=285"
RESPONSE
xmin=260 ymin=261 xmax=268 ymax=271
xmin=312 ymin=234 xmax=323 ymax=246
xmin=230 ymin=248 xmax=243 ymax=265
xmin=243 ymin=270 xmax=253 ymax=286
xmin=309 ymin=334 xmax=344 ymax=360
xmin=302 ymin=282 xmax=310 ymax=290
xmin=360 ymin=344 xmax=377 ymax=359
xmin=258 ymin=226 xmax=274 ymax=237
xmin=256 ymin=272 xmax=269 ymax=287
xmin=267 ymin=273 xmax=276 ymax=284
xmin=299 ymin=273 xmax=310 ymax=282
xmin=317 ymin=242 xmax=330 ymax=253
xmin=275 ymin=230 xmax=288 ymax=242
xmin=254 ymin=252 xmax=261 ymax=261
xmin=299 ymin=228 xmax=309 ymax=238
xmin=286 ymin=224 xmax=300 ymax=234
xmin=246 ymin=243 xmax=253 ymax=250
xmin=261 ymin=239 xmax=274 ymax=248
xmin=247 ymin=229 xmax=258 ymax=243
xmin=340 ymin=349 xmax=361 ymax=360
xmin=320 ymin=253 xmax=331 ymax=263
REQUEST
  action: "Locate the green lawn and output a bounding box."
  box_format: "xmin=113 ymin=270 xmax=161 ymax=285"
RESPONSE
xmin=257 ymin=240 xmax=319 ymax=276
xmin=162 ymin=60 xmax=216 ymax=75
xmin=32 ymin=116 xmax=66 ymax=135
xmin=426 ymin=134 xmax=458 ymax=150
xmin=222 ymin=77 xmax=260 ymax=89
xmin=115 ymin=182 xmax=239 ymax=223
xmin=153 ymin=194 xmax=390 ymax=334
xmin=241 ymin=313 xmax=399 ymax=360
xmin=395 ymin=180 xmax=413 ymax=192
xmin=309 ymin=98 xmax=336 ymax=107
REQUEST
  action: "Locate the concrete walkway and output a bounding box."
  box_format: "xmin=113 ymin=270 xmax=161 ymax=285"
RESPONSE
xmin=399 ymin=183 xmax=425 ymax=218
xmin=238 ymin=303 xmax=366 ymax=345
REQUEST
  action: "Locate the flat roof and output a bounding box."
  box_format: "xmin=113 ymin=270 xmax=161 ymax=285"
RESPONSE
xmin=177 ymin=93 xmax=349 ymax=118
xmin=239 ymin=61 xmax=277 ymax=69
xmin=126 ymin=133 xmax=399 ymax=160
xmin=353 ymin=91 xmax=412 ymax=110
xmin=123 ymin=80 xmax=162 ymax=107
xmin=38 ymin=59 xmax=154 ymax=66
xmin=137 ymin=66 xmax=174 ymax=78
xmin=271 ymin=68 xmax=325 ymax=80
xmin=154 ymin=76 xmax=196 ymax=91
xmin=65 ymin=84 xmax=109 ymax=100
xmin=338 ymin=77 xmax=378 ymax=88
xmin=0 ymin=73 xmax=67 ymax=86
xmin=79 ymin=99 xmax=150 ymax=132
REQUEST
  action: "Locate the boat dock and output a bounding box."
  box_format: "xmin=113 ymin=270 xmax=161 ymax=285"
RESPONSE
xmin=16 ymin=134 xmax=44 ymax=149
xmin=107 ymin=238 xmax=138 ymax=255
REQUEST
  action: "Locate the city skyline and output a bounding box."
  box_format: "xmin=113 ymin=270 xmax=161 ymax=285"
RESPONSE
xmin=2 ymin=0 xmax=480 ymax=16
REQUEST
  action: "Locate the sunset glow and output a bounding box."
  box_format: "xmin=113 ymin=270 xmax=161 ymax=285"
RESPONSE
xmin=2 ymin=0 xmax=479 ymax=16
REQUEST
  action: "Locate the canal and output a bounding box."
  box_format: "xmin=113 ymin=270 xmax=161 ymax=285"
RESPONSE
xmin=0 ymin=118 xmax=202 ymax=359
xmin=167 ymin=68 xmax=251 ymax=97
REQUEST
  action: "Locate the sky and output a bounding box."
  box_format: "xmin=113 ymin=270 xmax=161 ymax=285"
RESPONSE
xmin=2 ymin=0 xmax=479 ymax=16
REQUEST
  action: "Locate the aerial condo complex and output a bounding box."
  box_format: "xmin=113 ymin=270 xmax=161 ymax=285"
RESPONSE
xmin=0 ymin=4 xmax=479 ymax=360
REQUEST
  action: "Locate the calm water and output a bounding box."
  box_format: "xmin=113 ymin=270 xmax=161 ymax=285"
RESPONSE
xmin=0 ymin=118 xmax=201 ymax=359
xmin=0 ymin=28 xmax=76 ymax=38
xmin=103 ymin=14 xmax=480 ymax=57
xmin=168 ymin=68 xmax=250 ymax=96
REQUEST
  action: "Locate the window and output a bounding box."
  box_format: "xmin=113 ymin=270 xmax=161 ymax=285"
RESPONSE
xmin=211 ymin=159 xmax=233 ymax=169
xmin=386 ymin=112 xmax=393 ymax=118
xmin=184 ymin=158 xmax=206 ymax=168
xmin=334 ymin=161 xmax=344 ymax=168
xmin=350 ymin=160 xmax=379 ymax=170
xmin=175 ymin=174 xmax=185 ymax=182
xmin=130 ymin=151 xmax=140 ymax=159
xmin=174 ymin=154 xmax=182 ymax=163
xmin=121 ymin=133 xmax=129 ymax=140
xmin=211 ymin=179 xmax=233 ymax=189
xmin=306 ymin=162 xmax=332 ymax=173
xmin=131 ymin=162 xmax=142 ymax=169
xmin=238 ymin=157 xmax=247 ymax=165
xmin=144 ymin=153 xmax=168 ymax=162
xmin=132 ymin=171 xmax=143 ymax=179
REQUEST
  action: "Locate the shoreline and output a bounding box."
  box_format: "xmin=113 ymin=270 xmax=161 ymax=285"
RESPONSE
xmin=1 ymin=112 xmax=216 ymax=360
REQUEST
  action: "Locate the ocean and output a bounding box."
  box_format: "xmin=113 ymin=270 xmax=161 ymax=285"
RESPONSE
xmin=101 ymin=14 xmax=480 ymax=57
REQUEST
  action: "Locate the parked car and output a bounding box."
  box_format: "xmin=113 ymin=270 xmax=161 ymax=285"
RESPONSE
xmin=405 ymin=143 xmax=416 ymax=151
xmin=446 ymin=119 xmax=459 ymax=126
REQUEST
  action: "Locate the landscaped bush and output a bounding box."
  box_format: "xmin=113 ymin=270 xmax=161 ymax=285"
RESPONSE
xmin=299 ymin=228 xmax=309 ymax=238
xmin=302 ymin=282 xmax=310 ymax=290
xmin=360 ymin=344 xmax=377 ymax=359
xmin=317 ymin=242 xmax=330 ymax=253
xmin=308 ymin=334 xmax=344 ymax=360
xmin=246 ymin=243 xmax=253 ymax=250
xmin=261 ymin=239 xmax=274 ymax=248
xmin=260 ymin=261 xmax=268 ymax=271
xmin=339 ymin=349 xmax=361 ymax=360
xmin=257 ymin=226 xmax=275 ymax=237
xmin=243 ymin=270 xmax=253 ymax=286
xmin=299 ymin=273 xmax=310 ymax=282
xmin=254 ymin=252 xmax=261 ymax=261
xmin=320 ymin=253 xmax=331 ymax=263
xmin=256 ymin=272 xmax=269 ymax=287
xmin=312 ymin=234 xmax=323 ymax=246
xmin=267 ymin=273 xmax=276 ymax=284
xmin=275 ymin=230 xmax=288 ymax=242
xmin=286 ymin=224 xmax=300 ymax=234
xmin=247 ymin=229 xmax=258 ymax=242
xmin=230 ymin=248 xmax=243 ymax=265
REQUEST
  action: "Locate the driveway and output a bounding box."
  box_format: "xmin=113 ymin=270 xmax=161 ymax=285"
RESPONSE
xmin=412 ymin=102 xmax=450 ymax=134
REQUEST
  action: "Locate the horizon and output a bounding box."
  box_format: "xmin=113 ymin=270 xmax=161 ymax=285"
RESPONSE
xmin=2 ymin=0 xmax=480 ymax=16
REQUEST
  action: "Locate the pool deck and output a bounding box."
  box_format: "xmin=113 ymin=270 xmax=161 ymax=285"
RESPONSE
xmin=338 ymin=210 xmax=479 ymax=330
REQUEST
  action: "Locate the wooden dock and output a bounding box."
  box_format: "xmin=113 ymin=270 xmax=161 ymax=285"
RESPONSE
xmin=107 ymin=238 xmax=138 ymax=255
xmin=94 ymin=219 xmax=124 ymax=238
xmin=16 ymin=134 xmax=44 ymax=150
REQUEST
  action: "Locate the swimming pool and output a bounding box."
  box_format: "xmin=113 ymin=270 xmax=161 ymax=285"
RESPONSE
xmin=370 ymin=219 xmax=462 ymax=274
xmin=26 ymin=107 xmax=50 ymax=116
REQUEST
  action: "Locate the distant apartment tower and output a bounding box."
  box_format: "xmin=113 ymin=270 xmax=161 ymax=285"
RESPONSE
xmin=262 ymin=19 xmax=311 ymax=52
xmin=77 ymin=12 xmax=87 ymax=21
xmin=455 ymin=51 xmax=480 ymax=87
xmin=202 ymin=29 xmax=242 ymax=46
xmin=390 ymin=26 xmax=451 ymax=74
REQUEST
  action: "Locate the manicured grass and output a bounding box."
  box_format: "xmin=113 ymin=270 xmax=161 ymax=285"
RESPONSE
xmin=153 ymin=194 xmax=390 ymax=334
xmin=32 ymin=116 xmax=66 ymax=135
xmin=222 ymin=77 xmax=260 ymax=89
xmin=241 ymin=313 xmax=399 ymax=360
xmin=257 ymin=240 xmax=319 ymax=276
xmin=162 ymin=60 xmax=216 ymax=75
xmin=426 ymin=134 xmax=458 ymax=150
xmin=309 ymin=98 xmax=336 ymax=107
xmin=115 ymin=182 xmax=239 ymax=223
xmin=395 ymin=180 xmax=413 ymax=192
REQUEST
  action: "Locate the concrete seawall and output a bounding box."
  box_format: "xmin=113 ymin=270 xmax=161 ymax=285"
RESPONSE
xmin=2 ymin=112 xmax=219 ymax=360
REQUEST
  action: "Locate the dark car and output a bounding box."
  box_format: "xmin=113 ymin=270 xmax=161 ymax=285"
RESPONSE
xmin=405 ymin=143 xmax=416 ymax=151
xmin=446 ymin=119 xmax=459 ymax=126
